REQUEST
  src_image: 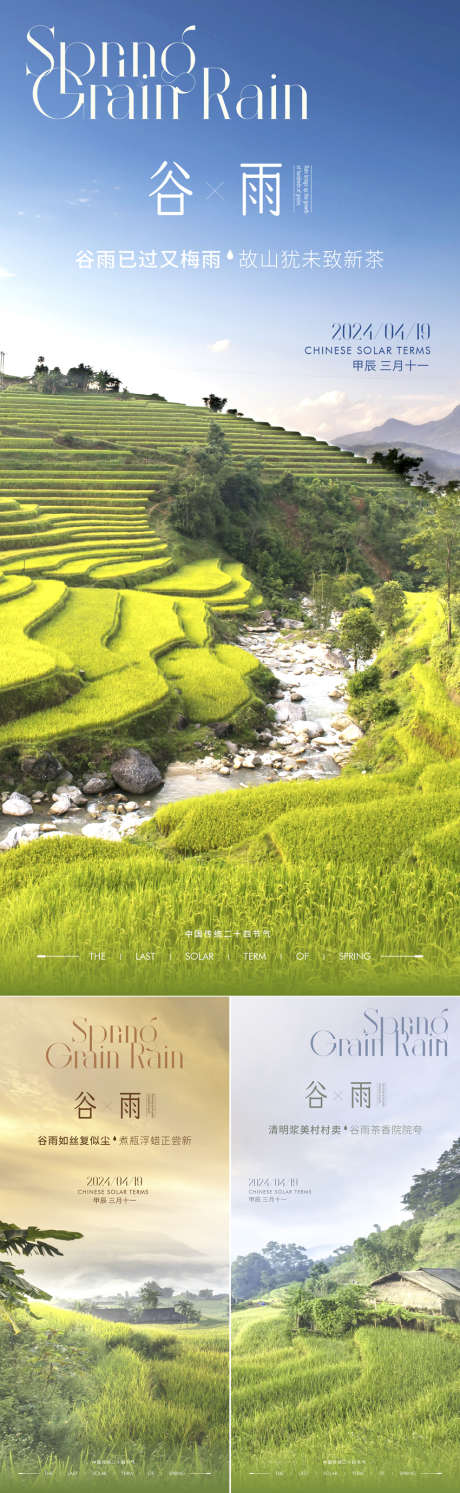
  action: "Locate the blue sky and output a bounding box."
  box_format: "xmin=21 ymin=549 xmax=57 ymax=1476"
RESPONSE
xmin=1 ymin=0 xmax=459 ymax=436
xmin=232 ymin=997 xmax=459 ymax=1258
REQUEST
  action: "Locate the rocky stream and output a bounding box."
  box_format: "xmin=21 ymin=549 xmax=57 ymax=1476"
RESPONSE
xmin=0 ymin=620 xmax=362 ymax=851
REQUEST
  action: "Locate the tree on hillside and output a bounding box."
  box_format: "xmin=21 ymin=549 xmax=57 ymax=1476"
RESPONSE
xmin=66 ymin=363 xmax=95 ymax=391
xmin=203 ymin=393 xmax=227 ymax=412
xmin=372 ymin=448 xmax=423 ymax=481
xmin=405 ymin=487 xmax=460 ymax=643
xmin=231 ymin=1252 xmax=275 ymax=1301
xmin=0 ymin=1220 xmax=82 ymax=1331
xmin=176 ymin=1297 xmax=201 ymax=1323
xmin=339 ymin=607 xmax=381 ymax=670
xmin=96 ymin=370 xmax=121 ymax=394
xmin=307 ymin=1261 xmax=330 ymax=1294
xmin=312 ymin=570 xmax=336 ymax=631
xmin=373 ymin=580 xmax=407 ymax=634
xmin=402 ymin=1137 xmax=460 ymax=1219
xmin=138 ymin=1280 xmax=161 ymax=1309
xmin=198 ymin=1289 xmax=214 ymax=1299
xmin=33 ymin=354 xmax=49 ymax=377
xmin=261 ymin=1241 xmax=313 ymax=1285
xmin=353 ymin=1221 xmax=423 ymax=1277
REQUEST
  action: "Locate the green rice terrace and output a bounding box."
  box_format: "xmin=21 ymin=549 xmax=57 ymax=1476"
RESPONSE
xmin=231 ymin=1302 xmax=460 ymax=1487
xmin=0 ymin=386 xmax=458 ymax=994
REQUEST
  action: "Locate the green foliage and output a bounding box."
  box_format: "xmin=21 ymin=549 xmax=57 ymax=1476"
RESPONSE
xmin=374 ymin=579 xmax=407 ymax=633
xmin=0 ymin=1304 xmax=228 ymax=1477
xmin=402 ymin=1137 xmax=460 ymax=1219
xmin=348 ymin=662 xmax=382 ymax=696
xmin=405 ymin=487 xmax=460 ymax=642
xmin=353 ymin=1221 xmax=423 ymax=1275
xmin=0 ymin=1222 xmax=82 ymax=1326
xmin=339 ymin=606 xmax=381 ymax=669
xmin=137 ymin=1280 xmax=160 ymax=1310
xmin=176 ymin=1298 xmax=202 ymax=1323
xmin=311 ymin=570 xmax=336 ymax=630
xmin=371 ymin=694 xmax=399 ymax=721
xmin=372 ymin=446 xmax=423 ymax=479
xmin=232 ymin=1242 xmax=312 ymax=1301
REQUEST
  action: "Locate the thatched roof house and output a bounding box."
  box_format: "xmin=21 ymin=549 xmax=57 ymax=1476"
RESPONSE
xmin=367 ymin=1268 xmax=460 ymax=1320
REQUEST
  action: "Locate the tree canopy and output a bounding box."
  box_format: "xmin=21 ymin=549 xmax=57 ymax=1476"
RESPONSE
xmin=402 ymin=1137 xmax=460 ymax=1219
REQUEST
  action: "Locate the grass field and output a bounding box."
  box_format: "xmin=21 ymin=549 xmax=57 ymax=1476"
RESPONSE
xmin=0 ymin=390 xmax=458 ymax=994
xmin=0 ymin=1304 xmax=228 ymax=1483
xmin=0 ymin=584 xmax=458 ymax=991
xmin=231 ymin=1304 xmax=460 ymax=1482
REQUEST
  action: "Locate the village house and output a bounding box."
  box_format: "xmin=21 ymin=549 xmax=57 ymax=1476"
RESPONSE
xmin=88 ymin=1306 xmax=181 ymax=1324
xmin=367 ymin=1268 xmax=460 ymax=1321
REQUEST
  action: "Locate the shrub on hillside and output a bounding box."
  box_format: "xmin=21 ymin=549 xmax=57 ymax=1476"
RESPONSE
xmin=372 ymin=695 xmax=399 ymax=721
xmin=348 ymin=663 xmax=382 ymax=696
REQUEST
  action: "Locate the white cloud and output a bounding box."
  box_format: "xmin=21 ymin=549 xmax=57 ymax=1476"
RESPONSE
xmin=0 ymin=265 xmax=15 ymax=280
xmin=209 ymin=338 xmax=231 ymax=353
xmin=298 ymin=389 xmax=347 ymax=411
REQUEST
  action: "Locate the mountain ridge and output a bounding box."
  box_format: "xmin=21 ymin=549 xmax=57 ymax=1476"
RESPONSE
xmin=339 ymin=402 xmax=460 ymax=454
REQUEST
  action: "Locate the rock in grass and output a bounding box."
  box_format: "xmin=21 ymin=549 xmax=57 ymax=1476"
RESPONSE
xmin=111 ymin=749 xmax=163 ymax=794
xmin=20 ymin=752 xmax=62 ymax=782
xmin=82 ymin=773 xmax=113 ymax=794
xmin=1 ymin=823 xmax=41 ymax=849
xmin=340 ymin=723 xmax=363 ymax=744
xmin=2 ymin=792 xmax=33 ymax=817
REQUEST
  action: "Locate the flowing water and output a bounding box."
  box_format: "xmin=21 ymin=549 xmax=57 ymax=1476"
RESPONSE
xmin=1 ymin=624 xmax=355 ymax=848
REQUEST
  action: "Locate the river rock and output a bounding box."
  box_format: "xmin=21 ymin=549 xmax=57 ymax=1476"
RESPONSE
xmin=290 ymin=690 xmax=304 ymax=702
xmin=51 ymin=793 xmax=73 ymax=815
xmin=219 ymin=765 xmax=231 ymax=776
xmin=123 ymin=800 xmax=138 ymax=812
xmin=82 ymin=773 xmax=113 ymax=794
xmin=52 ymin=785 xmax=86 ymax=807
xmin=328 ymin=687 xmax=343 ymax=700
xmin=82 ymin=822 xmax=122 ymax=842
xmin=340 ymin=723 xmax=363 ymax=744
xmin=304 ymin=721 xmax=325 ymax=739
xmin=111 ymin=749 xmax=163 ymax=794
xmin=20 ymin=752 xmax=62 ymax=782
xmin=0 ymin=823 xmax=41 ymax=849
xmin=120 ymin=812 xmax=143 ymax=832
xmin=2 ymin=792 xmax=33 ymax=817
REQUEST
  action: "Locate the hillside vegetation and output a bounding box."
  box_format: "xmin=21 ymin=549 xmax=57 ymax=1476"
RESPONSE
xmin=0 ymin=385 xmax=411 ymax=760
xmin=0 ymin=388 xmax=458 ymax=993
xmin=231 ymin=1304 xmax=460 ymax=1483
xmin=0 ymin=1304 xmax=228 ymax=1484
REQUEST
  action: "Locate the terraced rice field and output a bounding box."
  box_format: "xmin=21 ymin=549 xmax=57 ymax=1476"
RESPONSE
xmin=0 ymin=389 xmax=288 ymax=746
xmin=231 ymin=1305 xmax=460 ymax=1483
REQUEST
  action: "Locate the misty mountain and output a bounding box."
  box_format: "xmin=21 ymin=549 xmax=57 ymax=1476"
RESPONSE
xmin=338 ymin=441 xmax=460 ymax=484
xmin=339 ymin=403 xmax=460 ymax=455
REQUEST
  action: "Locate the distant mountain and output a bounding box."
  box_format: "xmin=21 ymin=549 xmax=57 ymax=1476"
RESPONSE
xmin=339 ymin=403 xmax=460 ymax=455
xmin=337 ymin=441 xmax=460 ymax=484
